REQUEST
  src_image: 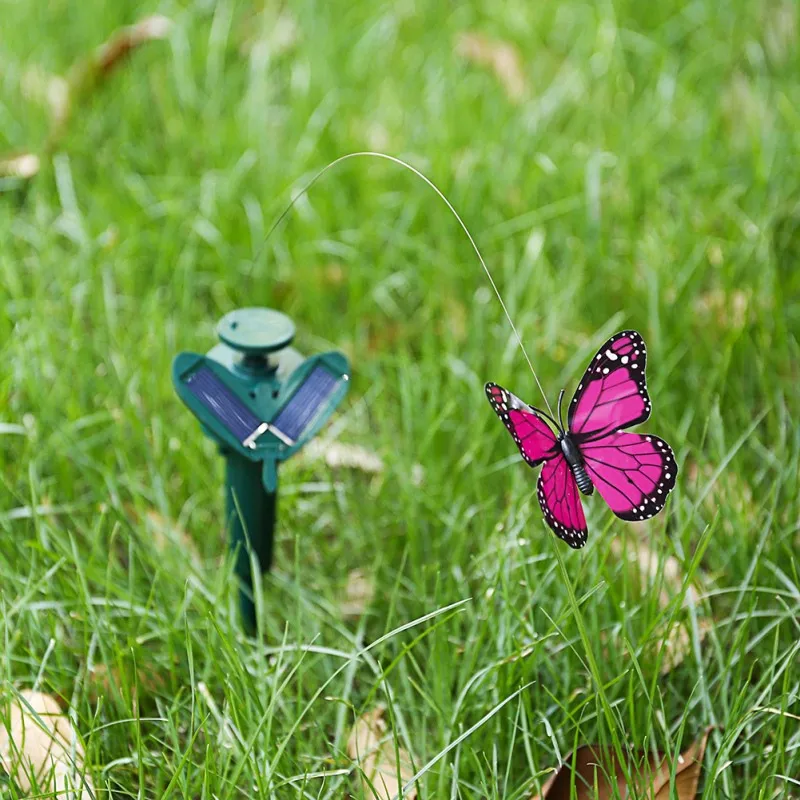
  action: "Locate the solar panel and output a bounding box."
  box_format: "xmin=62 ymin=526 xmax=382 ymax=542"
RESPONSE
xmin=271 ymin=365 xmax=340 ymax=443
xmin=185 ymin=366 xmax=263 ymax=445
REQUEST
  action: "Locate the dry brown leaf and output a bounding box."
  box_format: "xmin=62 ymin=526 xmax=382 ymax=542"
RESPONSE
xmin=124 ymin=504 xmax=202 ymax=566
xmin=320 ymin=262 xmax=346 ymax=287
xmin=611 ymin=537 xmax=699 ymax=609
xmin=267 ymin=12 xmax=299 ymax=56
xmin=651 ymin=727 xmax=713 ymax=797
xmin=365 ymin=120 xmax=391 ymax=152
xmin=721 ymin=72 xmax=773 ymax=149
xmin=91 ymin=14 xmax=172 ymax=76
xmin=366 ymin=320 xmax=410 ymax=353
xmin=0 ymin=153 xmax=40 ymax=179
xmin=705 ymin=242 xmax=723 ymax=267
xmin=340 ymin=568 xmax=376 ymax=618
xmin=441 ymin=297 xmax=468 ymax=343
xmin=687 ymin=461 xmax=755 ymax=524
xmin=692 ymin=288 xmax=750 ymax=329
xmin=302 ymin=440 xmax=384 ymax=474
xmin=239 ymin=10 xmax=298 ymax=57
xmin=531 ymin=729 xmax=713 ymax=799
xmin=764 ymin=0 xmax=797 ymax=64
xmin=455 ymin=32 xmax=526 ymax=101
xmin=56 ymin=15 xmax=172 ymax=135
xmin=21 ymin=67 xmax=70 ymax=122
xmin=144 ymin=509 xmax=202 ymax=565
xmin=530 ymin=745 xmax=658 ymax=799
xmin=599 ymin=616 xmax=710 ymax=678
xmin=1 ymin=14 xmax=172 ymax=187
xmin=347 ymin=707 xmax=417 ymax=800
xmin=0 ymin=690 xmax=95 ymax=799
xmin=87 ymin=662 xmax=166 ymax=704
xmin=655 ymin=618 xmax=712 ymax=676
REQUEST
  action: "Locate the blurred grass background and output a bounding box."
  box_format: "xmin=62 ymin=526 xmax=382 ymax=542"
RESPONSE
xmin=1 ymin=0 xmax=799 ymax=796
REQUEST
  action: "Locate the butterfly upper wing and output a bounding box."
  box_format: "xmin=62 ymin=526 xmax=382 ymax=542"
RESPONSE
xmin=568 ymin=330 xmax=651 ymax=441
xmin=537 ymin=457 xmax=588 ymax=548
xmin=485 ymin=383 xmax=558 ymax=467
xmin=566 ymin=330 xmax=677 ymax=521
xmin=581 ymin=432 xmax=677 ymax=521
xmin=485 ymin=382 xmax=587 ymax=549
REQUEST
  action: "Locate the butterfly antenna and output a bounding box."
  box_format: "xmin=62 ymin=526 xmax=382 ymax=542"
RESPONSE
xmin=557 ymin=389 xmax=566 ymax=432
xmin=252 ymin=151 xmax=555 ymax=419
xmin=527 ymin=404 xmax=559 ymax=430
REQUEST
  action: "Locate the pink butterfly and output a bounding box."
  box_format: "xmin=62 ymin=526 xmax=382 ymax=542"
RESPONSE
xmin=485 ymin=331 xmax=677 ymax=549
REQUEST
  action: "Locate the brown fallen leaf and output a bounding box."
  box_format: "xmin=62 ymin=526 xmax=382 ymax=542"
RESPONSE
xmin=654 ymin=618 xmax=712 ymax=676
xmin=302 ymin=440 xmax=384 ymax=474
xmin=611 ymin=536 xmax=699 ymax=610
xmin=705 ymin=242 xmax=724 ymax=267
xmin=87 ymin=661 xmax=166 ymax=705
xmin=610 ymin=535 xmax=711 ymax=674
xmin=764 ymin=0 xmax=797 ymax=64
xmin=692 ymin=288 xmax=750 ymax=330
xmin=21 ymin=66 xmax=70 ymax=123
xmin=52 ymin=14 xmax=171 ymax=142
xmin=143 ymin=508 xmax=202 ymax=566
xmin=366 ymin=320 xmax=411 ymax=353
xmin=532 ymin=745 xmax=658 ymax=799
xmin=651 ymin=727 xmax=713 ymax=797
xmin=340 ymin=568 xmax=376 ymax=618
xmin=687 ymin=462 xmax=756 ymax=530
xmin=239 ymin=10 xmax=299 ymax=57
xmin=91 ymin=14 xmax=172 ymax=77
xmin=0 ymin=690 xmax=95 ymax=799
xmin=319 ymin=262 xmax=346 ymax=288
xmin=347 ymin=706 xmax=417 ymax=800
xmin=721 ymin=72 xmax=773 ymax=151
xmin=122 ymin=504 xmax=202 ymax=566
xmin=531 ymin=728 xmax=713 ymax=799
xmin=456 ymin=32 xmax=527 ymax=101
xmin=1 ymin=14 xmax=172 ymax=187
xmin=440 ymin=297 xmax=468 ymax=343
xmin=599 ymin=617 xmax=710 ymax=679
xmin=0 ymin=153 xmax=41 ymax=179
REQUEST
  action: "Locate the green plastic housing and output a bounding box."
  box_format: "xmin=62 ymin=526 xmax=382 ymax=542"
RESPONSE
xmin=172 ymin=308 xmax=350 ymax=634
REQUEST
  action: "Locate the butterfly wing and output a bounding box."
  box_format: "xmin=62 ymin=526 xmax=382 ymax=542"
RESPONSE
xmin=581 ymin=432 xmax=677 ymax=521
xmin=537 ymin=457 xmax=588 ymax=548
xmin=485 ymin=382 xmax=558 ymax=467
xmin=569 ymin=331 xmax=677 ymax=521
xmin=486 ymin=382 xmax=586 ymax=547
xmin=568 ymin=330 xmax=651 ymax=441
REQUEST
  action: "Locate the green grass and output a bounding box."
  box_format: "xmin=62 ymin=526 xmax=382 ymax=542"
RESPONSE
xmin=2 ymin=0 xmax=800 ymax=797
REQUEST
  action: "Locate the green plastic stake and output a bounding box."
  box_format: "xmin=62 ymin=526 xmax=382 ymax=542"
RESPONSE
xmin=172 ymin=307 xmax=350 ymax=634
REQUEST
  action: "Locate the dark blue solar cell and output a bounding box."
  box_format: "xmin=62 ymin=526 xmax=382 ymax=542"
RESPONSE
xmin=272 ymin=365 xmax=339 ymax=442
xmin=185 ymin=366 xmax=261 ymax=443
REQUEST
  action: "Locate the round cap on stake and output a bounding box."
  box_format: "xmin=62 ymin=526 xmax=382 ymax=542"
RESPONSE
xmin=217 ymin=308 xmax=295 ymax=355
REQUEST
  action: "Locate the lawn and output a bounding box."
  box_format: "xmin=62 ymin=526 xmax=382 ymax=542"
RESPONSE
xmin=1 ymin=0 xmax=799 ymax=797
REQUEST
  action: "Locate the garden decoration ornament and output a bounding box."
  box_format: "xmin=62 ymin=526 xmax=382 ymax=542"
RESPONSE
xmin=173 ymin=307 xmax=349 ymax=634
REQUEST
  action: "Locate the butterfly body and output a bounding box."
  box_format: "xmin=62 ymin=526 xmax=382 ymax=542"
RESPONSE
xmin=486 ymin=330 xmax=677 ymax=549
xmin=559 ymin=433 xmax=594 ymax=496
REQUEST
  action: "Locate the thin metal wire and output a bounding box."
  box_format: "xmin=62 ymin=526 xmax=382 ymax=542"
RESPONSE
xmin=255 ymin=151 xmax=553 ymax=416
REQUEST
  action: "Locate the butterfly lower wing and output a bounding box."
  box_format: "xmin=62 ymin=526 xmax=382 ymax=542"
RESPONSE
xmin=581 ymin=431 xmax=677 ymax=521
xmin=568 ymin=331 xmax=652 ymax=440
xmin=485 ymin=382 xmax=587 ymax=548
xmin=537 ymin=456 xmax=588 ymax=549
xmin=485 ymin=382 xmax=558 ymax=467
